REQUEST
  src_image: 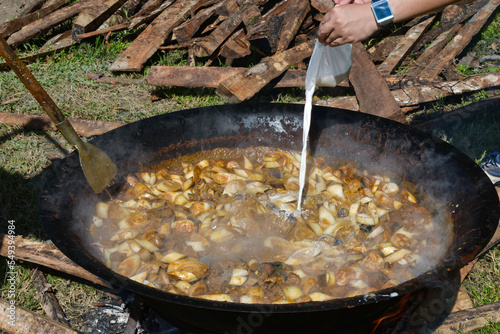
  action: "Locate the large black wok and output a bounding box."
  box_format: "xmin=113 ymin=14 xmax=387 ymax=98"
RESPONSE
xmin=39 ymin=103 xmax=499 ymax=333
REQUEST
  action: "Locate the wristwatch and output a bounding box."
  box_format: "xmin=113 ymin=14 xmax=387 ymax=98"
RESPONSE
xmin=371 ymin=0 xmax=394 ymax=27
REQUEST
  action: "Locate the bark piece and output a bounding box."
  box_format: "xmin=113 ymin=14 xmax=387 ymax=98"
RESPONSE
xmin=72 ymin=0 xmax=128 ymax=42
xmin=377 ymin=15 xmax=436 ymax=75
xmin=6 ymin=0 xmax=100 ymax=46
xmin=216 ymin=39 xmax=315 ymax=103
xmin=275 ymin=0 xmax=310 ymax=53
xmin=350 ymin=43 xmax=404 ymax=121
xmin=419 ymin=0 xmax=500 ymax=79
xmin=110 ymin=0 xmax=201 ymax=72
xmin=0 ymin=0 xmax=69 ymax=38
xmin=0 ymin=299 xmax=79 ymax=334
xmin=0 ymin=234 xmax=110 ymax=288
xmin=367 ymin=35 xmax=404 ymax=63
xmin=0 ymin=112 xmax=126 ymax=137
xmin=30 ymin=268 xmax=70 ymax=326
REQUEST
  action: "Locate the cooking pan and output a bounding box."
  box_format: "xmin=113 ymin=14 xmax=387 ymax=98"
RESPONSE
xmin=39 ymin=103 xmax=499 ymax=333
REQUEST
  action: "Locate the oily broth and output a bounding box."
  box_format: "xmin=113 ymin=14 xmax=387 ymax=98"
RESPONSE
xmin=89 ymin=147 xmax=450 ymax=304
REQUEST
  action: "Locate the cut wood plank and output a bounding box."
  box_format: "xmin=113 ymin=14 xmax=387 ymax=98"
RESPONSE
xmin=146 ymin=66 xmax=313 ymax=88
xmin=367 ymin=35 xmax=404 ymax=63
xmin=435 ymin=301 xmax=500 ymax=333
xmin=191 ymin=0 xmax=250 ymax=58
xmin=0 ymin=234 xmax=110 ymax=288
xmin=220 ymin=29 xmax=251 ymax=64
xmin=414 ymin=0 xmax=488 ymax=52
xmin=216 ymin=39 xmax=315 ymax=103
xmin=419 ymin=0 xmax=500 ymax=79
xmin=72 ymin=0 xmax=128 ymax=42
xmin=110 ymin=0 xmax=201 ymax=72
xmin=350 ymin=43 xmax=404 ymax=121
xmin=173 ymin=0 xmax=237 ymax=44
xmin=20 ymin=0 xmax=47 ymax=16
xmin=275 ymin=0 xmax=310 ymax=53
xmin=30 ymin=268 xmax=70 ymax=326
xmin=0 ymin=112 xmax=126 ymax=137
xmin=404 ymin=24 xmax=462 ymax=77
xmin=0 ymin=298 xmax=79 ymax=334
xmin=6 ymin=0 xmax=100 ymax=46
xmin=377 ymin=15 xmax=436 ymax=75
xmin=313 ymin=96 xmax=360 ymax=111
xmin=392 ymin=72 xmax=500 ymax=106
xmin=0 ymin=0 xmax=69 ymax=37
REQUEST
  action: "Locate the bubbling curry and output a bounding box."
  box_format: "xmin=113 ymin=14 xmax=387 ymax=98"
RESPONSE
xmin=89 ymin=147 xmax=449 ymax=304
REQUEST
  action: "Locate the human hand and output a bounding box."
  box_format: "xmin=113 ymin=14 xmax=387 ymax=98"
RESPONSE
xmin=318 ymin=2 xmax=379 ymax=46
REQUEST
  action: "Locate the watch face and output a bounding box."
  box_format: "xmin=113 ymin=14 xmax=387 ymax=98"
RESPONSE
xmin=372 ymin=0 xmax=394 ymax=26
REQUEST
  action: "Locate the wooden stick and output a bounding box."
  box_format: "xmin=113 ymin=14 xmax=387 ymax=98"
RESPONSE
xmin=216 ymin=39 xmax=315 ymax=103
xmin=0 ymin=112 xmax=126 ymax=137
xmin=109 ymin=0 xmax=200 ymax=72
xmin=6 ymin=0 xmax=101 ymax=46
xmin=30 ymin=268 xmax=70 ymax=326
xmin=377 ymin=15 xmax=436 ymax=75
xmin=419 ymin=0 xmax=500 ymax=79
xmin=0 ymin=234 xmax=110 ymax=288
xmin=0 ymin=298 xmax=80 ymax=334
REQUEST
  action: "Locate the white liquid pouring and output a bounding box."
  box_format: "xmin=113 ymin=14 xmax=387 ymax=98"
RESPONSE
xmin=296 ymin=40 xmax=352 ymax=213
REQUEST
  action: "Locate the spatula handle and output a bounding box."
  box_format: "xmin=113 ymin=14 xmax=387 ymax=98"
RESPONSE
xmin=0 ymin=35 xmax=66 ymax=125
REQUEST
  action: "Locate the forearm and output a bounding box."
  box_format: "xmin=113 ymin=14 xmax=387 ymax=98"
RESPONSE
xmin=390 ymin=0 xmax=460 ymax=23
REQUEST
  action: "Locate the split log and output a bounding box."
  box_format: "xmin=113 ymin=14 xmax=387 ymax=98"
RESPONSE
xmin=72 ymin=0 xmax=128 ymax=42
xmin=0 ymin=234 xmax=110 ymax=288
xmin=0 ymin=298 xmax=80 ymax=334
xmin=220 ymin=29 xmax=251 ymax=64
xmin=30 ymin=268 xmax=70 ymax=326
xmin=377 ymin=15 xmax=436 ymax=75
xmin=0 ymin=0 xmax=69 ymax=38
xmin=127 ymin=0 xmax=174 ymax=29
xmin=414 ymin=0 xmax=489 ymax=53
xmin=392 ymin=71 xmax=500 ymax=106
xmin=20 ymin=0 xmax=47 ymax=16
xmin=367 ymin=35 xmax=404 ymax=63
xmin=316 ymin=72 xmax=500 ymax=109
xmin=404 ymin=24 xmax=462 ymax=77
xmin=0 ymin=112 xmax=125 ymax=137
xmin=109 ymin=0 xmax=200 ymax=72
xmin=350 ymin=43 xmax=404 ymax=121
xmin=240 ymin=1 xmax=268 ymax=42
xmin=419 ymin=0 xmax=500 ymax=79
xmin=6 ymin=0 xmax=101 ymax=46
xmin=146 ymin=66 xmax=313 ymax=88
xmin=191 ymin=1 xmax=248 ymax=58
xmin=173 ymin=0 xmax=237 ymax=44
xmin=435 ymin=301 xmax=500 ymax=333
xmin=216 ymin=39 xmax=315 ymax=103
xmin=275 ymin=0 xmax=309 ymax=53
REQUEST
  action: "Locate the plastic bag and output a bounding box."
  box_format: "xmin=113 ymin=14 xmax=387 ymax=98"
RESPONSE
xmin=305 ymin=39 xmax=352 ymax=89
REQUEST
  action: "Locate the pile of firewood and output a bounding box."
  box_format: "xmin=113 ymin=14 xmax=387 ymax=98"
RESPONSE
xmin=1 ymin=0 xmax=499 ymax=112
